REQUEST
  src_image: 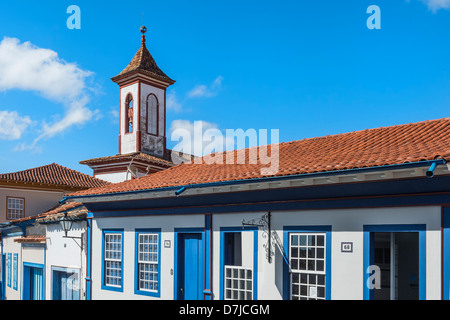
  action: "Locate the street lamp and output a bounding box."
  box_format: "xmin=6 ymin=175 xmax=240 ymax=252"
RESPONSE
xmin=59 ymin=212 xmax=83 ymax=250
xmin=59 ymin=212 xmax=74 ymax=237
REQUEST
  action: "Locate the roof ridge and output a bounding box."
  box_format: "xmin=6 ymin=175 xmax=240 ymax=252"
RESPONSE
xmin=280 ymin=117 xmax=450 ymax=146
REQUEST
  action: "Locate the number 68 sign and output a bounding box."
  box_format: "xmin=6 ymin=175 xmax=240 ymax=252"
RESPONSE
xmin=341 ymin=242 xmax=353 ymax=253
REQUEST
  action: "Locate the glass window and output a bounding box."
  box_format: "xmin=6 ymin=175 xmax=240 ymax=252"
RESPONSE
xmin=223 ymin=232 xmax=253 ymax=300
xmin=290 ymin=233 xmax=326 ymax=300
xmin=7 ymin=197 xmax=24 ymax=220
xmin=104 ymin=232 xmax=123 ymax=288
xmin=137 ymin=233 xmax=159 ymax=292
xmin=147 ymin=94 xmax=158 ymax=136
xmin=13 ymin=254 xmax=18 ymax=290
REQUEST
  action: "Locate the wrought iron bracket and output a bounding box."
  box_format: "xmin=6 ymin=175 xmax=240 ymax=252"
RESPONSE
xmin=242 ymin=212 xmax=292 ymax=270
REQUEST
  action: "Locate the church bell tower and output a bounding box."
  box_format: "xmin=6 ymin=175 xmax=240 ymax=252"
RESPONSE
xmin=111 ymin=25 xmax=175 ymax=158
xmin=80 ymin=26 xmax=177 ymax=183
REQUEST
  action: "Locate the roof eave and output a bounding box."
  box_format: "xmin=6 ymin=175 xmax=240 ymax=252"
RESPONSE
xmin=63 ymin=159 xmax=448 ymax=203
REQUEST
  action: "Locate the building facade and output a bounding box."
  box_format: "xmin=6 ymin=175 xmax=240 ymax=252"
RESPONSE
xmin=67 ymin=117 xmax=450 ymax=300
xmin=0 ymin=164 xmax=108 ymax=300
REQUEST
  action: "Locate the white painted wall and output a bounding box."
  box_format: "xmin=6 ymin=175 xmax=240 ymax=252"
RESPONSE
xmin=90 ymin=205 xmax=442 ymax=300
xmin=95 ymin=172 xmax=129 ymax=184
xmin=44 ymin=221 xmax=86 ymax=300
xmin=91 ymin=214 xmax=204 ymax=300
xmin=2 ymin=235 xmax=22 ymax=300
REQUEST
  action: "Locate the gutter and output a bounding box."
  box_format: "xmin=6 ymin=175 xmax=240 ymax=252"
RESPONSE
xmin=62 ymin=159 xmax=447 ymax=203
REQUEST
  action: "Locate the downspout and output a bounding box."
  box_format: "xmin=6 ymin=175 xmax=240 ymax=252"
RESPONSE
xmin=85 ymin=214 xmax=92 ymax=300
xmin=426 ymin=161 xmax=443 ymax=178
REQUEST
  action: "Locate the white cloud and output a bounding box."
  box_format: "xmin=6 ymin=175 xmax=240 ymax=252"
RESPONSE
xmin=166 ymin=90 xmax=183 ymax=113
xmin=0 ymin=110 xmax=33 ymax=140
xmin=169 ymin=119 xmax=233 ymax=157
xmin=187 ymin=76 xmax=224 ymax=98
xmin=419 ymin=0 xmax=450 ymax=11
xmin=0 ymin=37 xmax=98 ymax=147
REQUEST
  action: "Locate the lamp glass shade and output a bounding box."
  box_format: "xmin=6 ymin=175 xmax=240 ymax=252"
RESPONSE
xmin=59 ymin=214 xmax=73 ymax=235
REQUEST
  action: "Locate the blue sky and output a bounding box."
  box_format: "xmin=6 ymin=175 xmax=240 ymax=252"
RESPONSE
xmin=0 ymin=0 xmax=450 ymax=175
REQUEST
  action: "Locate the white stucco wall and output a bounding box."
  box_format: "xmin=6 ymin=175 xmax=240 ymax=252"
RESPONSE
xmin=89 ymin=205 xmax=442 ymax=300
xmin=95 ymin=172 xmax=129 ymax=184
xmin=2 ymin=235 xmax=22 ymax=300
xmin=44 ymin=221 xmax=86 ymax=300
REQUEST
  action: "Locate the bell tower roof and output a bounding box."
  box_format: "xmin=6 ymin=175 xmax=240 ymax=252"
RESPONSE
xmin=111 ymin=26 xmax=175 ymax=85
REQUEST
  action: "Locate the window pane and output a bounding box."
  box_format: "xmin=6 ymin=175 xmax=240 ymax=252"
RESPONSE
xmin=137 ymin=233 xmax=159 ymax=292
xmin=104 ymin=233 xmax=122 ymax=287
xmin=290 ymin=232 xmax=326 ymax=300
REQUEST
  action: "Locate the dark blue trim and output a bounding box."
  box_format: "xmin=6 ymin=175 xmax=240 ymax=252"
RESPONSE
xmin=282 ymin=226 xmax=332 ymax=300
xmin=7 ymin=253 xmax=11 ymax=288
xmin=204 ymin=215 xmax=212 ymax=300
xmin=86 ymin=217 xmax=92 ymax=300
xmin=363 ymin=224 xmax=426 ymax=300
xmin=12 ymin=253 xmax=17 ymax=290
xmin=86 ymin=190 xmax=450 ymax=219
xmin=101 ymin=229 xmax=124 ymax=293
xmin=134 ymin=228 xmax=161 ymax=298
xmin=219 ymin=226 xmax=258 ymax=300
xmin=64 ymin=159 xmax=446 ymax=202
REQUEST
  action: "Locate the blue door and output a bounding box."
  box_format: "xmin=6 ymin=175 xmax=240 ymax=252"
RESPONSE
xmin=53 ymin=270 xmax=80 ymax=300
xmin=23 ymin=264 xmax=44 ymax=300
xmin=176 ymin=233 xmax=204 ymax=300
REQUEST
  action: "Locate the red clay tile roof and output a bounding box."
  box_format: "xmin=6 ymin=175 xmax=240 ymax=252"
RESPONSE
xmin=111 ymin=35 xmax=175 ymax=84
xmin=0 ymin=163 xmax=110 ymax=190
xmin=14 ymin=235 xmax=46 ymax=243
xmin=68 ymin=118 xmax=450 ymax=197
xmin=37 ymin=201 xmax=86 ymax=222
xmin=80 ymin=151 xmax=175 ymax=167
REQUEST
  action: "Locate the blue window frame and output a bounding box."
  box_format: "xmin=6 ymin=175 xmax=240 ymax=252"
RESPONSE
xmin=363 ymin=224 xmax=426 ymax=300
xmin=283 ymin=226 xmax=332 ymax=300
xmin=134 ymin=228 xmax=161 ymax=297
xmin=7 ymin=253 xmax=11 ymax=288
xmin=101 ymin=229 xmax=124 ymax=292
xmin=13 ymin=254 xmax=17 ymax=290
xmin=219 ymin=226 xmax=258 ymax=300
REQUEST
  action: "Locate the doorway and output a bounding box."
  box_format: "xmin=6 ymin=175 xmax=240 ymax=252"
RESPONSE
xmin=52 ymin=267 xmax=80 ymax=300
xmin=175 ymin=231 xmax=204 ymax=300
xmin=372 ymin=232 xmax=419 ymax=300
xmin=364 ymin=224 xmax=425 ymax=300
xmin=23 ymin=263 xmax=44 ymax=300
